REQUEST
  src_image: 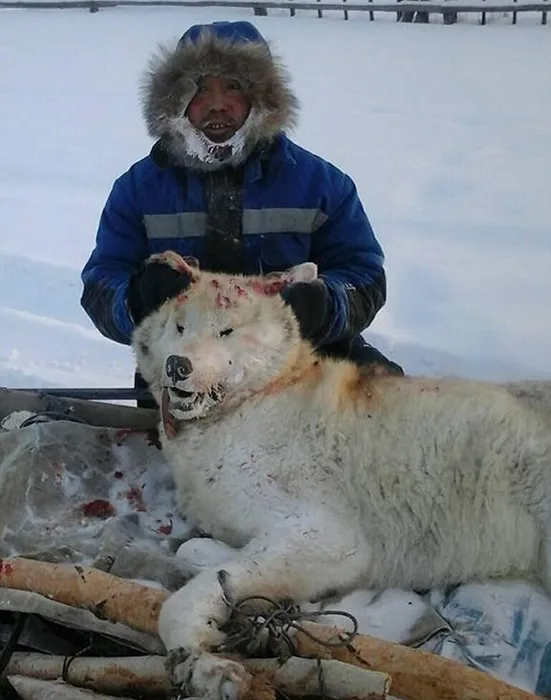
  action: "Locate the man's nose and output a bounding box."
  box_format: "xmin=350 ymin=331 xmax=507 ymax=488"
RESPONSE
xmin=165 ymin=355 xmax=193 ymax=383
xmin=208 ymin=86 xmax=229 ymax=111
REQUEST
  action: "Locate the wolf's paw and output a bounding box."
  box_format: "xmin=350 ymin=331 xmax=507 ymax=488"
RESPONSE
xmin=158 ymin=583 xmax=230 ymax=654
xmin=168 ymin=650 xmax=251 ymax=700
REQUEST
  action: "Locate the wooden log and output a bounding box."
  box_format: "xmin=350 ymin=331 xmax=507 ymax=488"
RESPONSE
xmin=6 ymin=654 xmax=390 ymax=699
xmin=245 ymin=657 xmax=390 ymax=698
xmin=0 ymin=387 xmax=158 ymax=430
xmin=6 ymin=654 xmax=170 ymax=696
xmin=0 ymin=558 xmax=168 ymax=637
xmin=293 ymin=621 xmax=539 ymax=700
xmin=7 ymin=656 xmax=276 ymax=700
xmin=0 ymin=588 xmax=163 ymax=654
xmin=8 ymin=672 xmax=274 ymax=700
xmin=0 ymin=559 xmax=540 ymax=700
xmin=7 ymin=676 xmax=135 ymax=700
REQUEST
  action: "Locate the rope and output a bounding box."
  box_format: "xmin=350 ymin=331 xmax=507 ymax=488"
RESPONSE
xmin=212 ymin=592 xmax=359 ymax=699
xmin=215 ymin=590 xmax=359 ymax=659
xmin=61 ymin=634 xmax=96 ymax=682
xmin=165 ymin=586 xmax=359 ymax=698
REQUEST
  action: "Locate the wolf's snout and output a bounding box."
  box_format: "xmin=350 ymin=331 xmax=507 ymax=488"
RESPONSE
xmin=165 ymin=355 xmax=193 ymax=384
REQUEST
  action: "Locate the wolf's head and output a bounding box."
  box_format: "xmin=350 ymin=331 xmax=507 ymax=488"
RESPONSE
xmin=132 ymin=252 xmax=317 ymax=430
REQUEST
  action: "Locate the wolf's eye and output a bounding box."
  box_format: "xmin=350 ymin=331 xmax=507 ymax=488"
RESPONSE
xmin=219 ymin=328 xmax=234 ymax=338
xmin=176 ymin=323 xmax=185 ymax=334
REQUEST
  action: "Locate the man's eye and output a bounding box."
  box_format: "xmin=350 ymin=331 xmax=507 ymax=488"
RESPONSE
xmin=219 ymin=328 xmax=234 ymax=338
xmin=176 ymin=323 xmax=185 ymax=334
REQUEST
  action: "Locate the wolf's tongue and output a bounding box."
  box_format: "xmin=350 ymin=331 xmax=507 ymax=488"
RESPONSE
xmin=161 ymin=388 xmax=180 ymax=440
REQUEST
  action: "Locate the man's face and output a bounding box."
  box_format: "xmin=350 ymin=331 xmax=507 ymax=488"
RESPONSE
xmin=186 ymin=75 xmax=251 ymax=143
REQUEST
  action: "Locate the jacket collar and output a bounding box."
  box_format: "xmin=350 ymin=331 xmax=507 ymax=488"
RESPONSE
xmin=150 ymin=133 xmax=296 ymax=185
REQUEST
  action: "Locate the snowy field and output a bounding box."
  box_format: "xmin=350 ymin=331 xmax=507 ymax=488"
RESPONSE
xmin=0 ymin=7 xmax=550 ymax=388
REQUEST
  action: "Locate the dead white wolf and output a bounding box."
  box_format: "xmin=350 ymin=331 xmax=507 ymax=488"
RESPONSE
xmin=133 ymin=251 xmax=551 ymax=699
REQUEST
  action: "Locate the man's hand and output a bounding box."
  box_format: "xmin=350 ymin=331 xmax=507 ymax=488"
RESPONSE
xmin=127 ymin=260 xmax=191 ymax=325
xmin=281 ymin=279 xmax=330 ymax=347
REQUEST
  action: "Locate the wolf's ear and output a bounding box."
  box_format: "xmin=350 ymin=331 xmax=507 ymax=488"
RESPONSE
xmin=265 ymin=262 xmax=318 ymax=286
xmin=285 ymin=262 xmax=318 ymax=284
xmin=182 ymin=256 xmax=200 ymax=270
xmin=147 ymin=251 xmax=200 ymax=283
xmin=251 ymin=263 xmax=318 ymax=297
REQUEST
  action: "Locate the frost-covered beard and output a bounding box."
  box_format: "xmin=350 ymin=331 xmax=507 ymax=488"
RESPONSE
xmin=167 ymin=108 xmax=265 ymax=171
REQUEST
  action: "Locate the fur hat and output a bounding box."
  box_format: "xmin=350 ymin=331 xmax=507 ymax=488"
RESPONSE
xmin=140 ymin=21 xmax=299 ymax=169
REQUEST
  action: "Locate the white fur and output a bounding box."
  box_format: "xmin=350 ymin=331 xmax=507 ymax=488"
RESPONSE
xmin=133 ymin=254 xmax=551 ymax=699
xmin=167 ymin=107 xmax=267 ymax=169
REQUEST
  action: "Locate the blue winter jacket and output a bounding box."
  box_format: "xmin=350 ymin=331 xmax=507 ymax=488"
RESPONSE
xmin=81 ymin=134 xmax=386 ymax=346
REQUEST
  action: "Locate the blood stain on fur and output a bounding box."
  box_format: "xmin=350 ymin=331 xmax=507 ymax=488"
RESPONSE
xmin=82 ymin=499 xmax=116 ymax=519
xmin=249 ymin=279 xmax=284 ymax=296
xmin=215 ymin=292 xmax=232 ymax=308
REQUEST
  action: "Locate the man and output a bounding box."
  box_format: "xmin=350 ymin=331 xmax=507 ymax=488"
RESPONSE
xmin=81 ymin=20 xmax=403 ymax=405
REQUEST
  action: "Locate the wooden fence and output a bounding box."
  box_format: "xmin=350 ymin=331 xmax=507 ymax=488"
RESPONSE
xmin=0 ymin=0 xmax=548 ymax=24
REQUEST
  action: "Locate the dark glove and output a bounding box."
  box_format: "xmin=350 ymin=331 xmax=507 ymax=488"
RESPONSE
xmin=127 ymin=260 xmax=191 ymax=325
xmin=281 ymin=279 xmax=330 ymax=347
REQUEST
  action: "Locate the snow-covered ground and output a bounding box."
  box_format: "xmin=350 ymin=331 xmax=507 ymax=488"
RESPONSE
xmin=1 ymin=7 xmax=550 ymax=388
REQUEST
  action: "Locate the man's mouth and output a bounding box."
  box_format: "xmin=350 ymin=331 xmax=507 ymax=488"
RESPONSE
xmin=202 ymin=122 xmax=237 ymax=142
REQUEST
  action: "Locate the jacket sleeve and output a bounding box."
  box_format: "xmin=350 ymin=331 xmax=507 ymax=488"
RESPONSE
xmin=80 ymin=171 xmax=149 ymax=345
xmin=311 ymin=171 xmax=386 ymax=347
